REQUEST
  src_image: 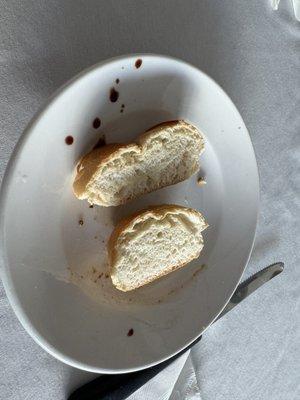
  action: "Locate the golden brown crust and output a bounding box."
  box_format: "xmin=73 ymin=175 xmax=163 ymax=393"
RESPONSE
xmin=108 ymin=204 xmax=208 ymax=291
xmin=144 ymin=120 xmax=180 ymax=132
xmin=73 ymin=120 xmax=204 ymax=205
xmin=73 ymin=143 xmax=136 ymax=199
xmin=137 ymin=120 xmax=200 ymax=147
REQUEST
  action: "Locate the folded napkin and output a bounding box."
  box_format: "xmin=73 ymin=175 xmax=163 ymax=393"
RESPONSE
xmin=271 ymin=0 xmax=300 ymax=20
xmin=127 ymin=352 xmax=201 ymax=400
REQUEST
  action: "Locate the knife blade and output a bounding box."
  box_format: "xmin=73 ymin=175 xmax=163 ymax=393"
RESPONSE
xmin=68 ymin=262 xmax=284 ymax=400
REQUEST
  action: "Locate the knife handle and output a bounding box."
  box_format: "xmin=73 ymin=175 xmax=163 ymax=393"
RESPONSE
xmin=68 ymin=358 xmax=176 ymax=400
xmin=68 ymin=336 xmax=202 ymax=400
xmin=68 ymin=262 xmax=284 ymax=400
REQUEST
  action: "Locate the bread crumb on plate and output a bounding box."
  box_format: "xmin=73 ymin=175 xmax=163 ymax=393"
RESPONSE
xmin=197 ymin=177 xmax=207 ymax=186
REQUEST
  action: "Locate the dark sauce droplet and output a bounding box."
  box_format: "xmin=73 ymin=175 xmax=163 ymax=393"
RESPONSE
xmin=93 ymin=135 xmax=106 ymax=149
xmin=121 ymin=104 xmax=125 ymax=108
xmin=110 ymin=87 xmax=119 ymax=102
xmin=93 ymin=117 xmax=101 ymax=129
xmin=116 ymin=78 xmax=120 ymax=84
xmin=127 ymin=328 xmax=134 ymax=337
xmin=135 ymin=59 xmax=142 ymax=69
xmin=65 ymin=135 xmax=74 ymax=145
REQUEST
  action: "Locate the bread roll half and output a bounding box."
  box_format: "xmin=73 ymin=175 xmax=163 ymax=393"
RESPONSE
xmin=73 ymin=120 xmax=205 ymax=206
xmin=108 ymin=205 xmax=208 ymax=291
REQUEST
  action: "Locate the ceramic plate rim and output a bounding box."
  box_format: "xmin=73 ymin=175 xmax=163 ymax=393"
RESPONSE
xmin=0 ymin=53 xmax=259 ymax=373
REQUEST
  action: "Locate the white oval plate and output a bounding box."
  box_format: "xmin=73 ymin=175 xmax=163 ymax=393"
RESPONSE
xmin=0 ymin=54 xmax=259 ymax=373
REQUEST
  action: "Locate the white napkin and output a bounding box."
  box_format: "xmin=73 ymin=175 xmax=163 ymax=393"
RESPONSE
xmin=271 ymin=0 xmax=281 ymax=9
xmin=292 ymin=0 xmax=300 ymax=19
xmin=169 ymin=354 xmax=201 ymax=400
xmin=271 ymin=0 xmax=300 ymax=20
xmin=127 ymin=352 xmax=201 ymax=400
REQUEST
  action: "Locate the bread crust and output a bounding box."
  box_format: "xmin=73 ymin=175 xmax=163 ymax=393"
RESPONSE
xmin=73 ymin=143 xmax=139 ymax=200
xmin=73 ymin=120 xmax=205 ymax=206
xmin=108 ymin=205 xmax=208 ymax=291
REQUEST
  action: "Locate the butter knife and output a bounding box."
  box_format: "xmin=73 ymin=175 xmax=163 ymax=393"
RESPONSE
xmin=68 ymin=262 xmax=284 ymax=400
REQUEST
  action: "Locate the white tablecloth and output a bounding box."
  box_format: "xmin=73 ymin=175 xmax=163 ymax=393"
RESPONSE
xmin=0 ymin=1 xmax=299 ymax=399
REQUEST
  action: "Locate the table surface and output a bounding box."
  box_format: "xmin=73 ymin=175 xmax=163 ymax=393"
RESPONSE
xmin=0 ymin=1 xmax=299 ymax=399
